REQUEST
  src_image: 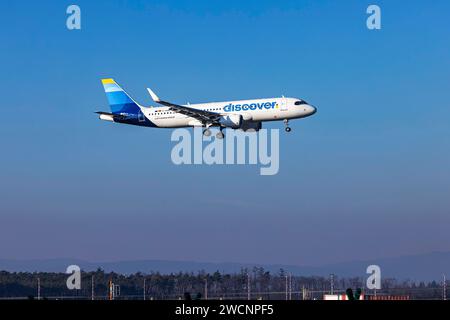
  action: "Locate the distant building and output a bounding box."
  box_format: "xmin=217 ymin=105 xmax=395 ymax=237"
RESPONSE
xmin=323 ymin=294 xmax=364 ymax=300
xmin=366 ymin=295 xmax=410 ymax=300
xmin=323 ymin=294 xmax=410 ymax=300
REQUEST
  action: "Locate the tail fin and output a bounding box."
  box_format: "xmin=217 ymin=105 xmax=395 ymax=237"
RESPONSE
xmin=101 ymin=78 xmax=141 ymax=115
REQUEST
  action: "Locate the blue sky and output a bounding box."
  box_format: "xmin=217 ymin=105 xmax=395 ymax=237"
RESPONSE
xmin=0 ymin=0 xmax=449 ymax=266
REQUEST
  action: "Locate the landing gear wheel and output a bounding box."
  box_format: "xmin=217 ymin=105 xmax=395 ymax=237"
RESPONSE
xmin=283 ymin=119 xmax=291 ymax=133
xmin=203 ymin=129 xmax=212 ymax=137
xmin=216 ymin=131 xmax=225 ymax=139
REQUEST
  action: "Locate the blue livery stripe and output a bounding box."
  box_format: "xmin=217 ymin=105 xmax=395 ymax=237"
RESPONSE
xmin=106 ymin=91 xmax=134 ymax=106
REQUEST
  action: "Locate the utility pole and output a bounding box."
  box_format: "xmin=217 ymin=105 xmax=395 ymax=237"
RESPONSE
xmin=204 ymin=277 xmax=208 ymax=300
xmin=37 ymin=277 xmax=41 ymax=300
xmin=91 ymin=275 xmax=94 ymax=300
xmin=289 ymin=273 xmax=292 ymax=300
xmin=247 ymin=272 xmax=251 ymax=300
xmin=143 ymin=278 xmax=146 ymax=301
xmin=330 ymin=274 xmax=335 ymax=295
xmin=285 ymin=275 xmax=288 ymax=300
xmin=444 ymin=274 xmax=447 ymax=301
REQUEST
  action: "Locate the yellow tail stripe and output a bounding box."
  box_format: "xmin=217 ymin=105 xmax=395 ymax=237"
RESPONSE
xmin=101 ymin=78 xmax=115 ymax=84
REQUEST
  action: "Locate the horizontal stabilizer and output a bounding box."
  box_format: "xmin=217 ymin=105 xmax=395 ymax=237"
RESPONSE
xmin=95 ymin=111 xmax=127 ymax=121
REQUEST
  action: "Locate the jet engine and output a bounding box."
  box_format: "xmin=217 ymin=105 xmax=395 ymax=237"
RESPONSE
xmin=240 ymin=121 xmax=262 ymax=132
xmin=219 ymin=114 xmax=243 ymax=129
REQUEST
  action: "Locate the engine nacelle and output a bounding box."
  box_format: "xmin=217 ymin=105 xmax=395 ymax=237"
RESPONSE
xmin=240 ymin=121 xmax=262 ymax=132
xmin=219 ymin=114 xmax=243 ymax=129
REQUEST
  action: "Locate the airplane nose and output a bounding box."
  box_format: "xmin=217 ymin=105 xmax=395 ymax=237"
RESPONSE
xmin=308 ymin=105 xmax=317 ymax=115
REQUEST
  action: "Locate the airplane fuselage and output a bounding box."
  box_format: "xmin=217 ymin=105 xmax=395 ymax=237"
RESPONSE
xmin=103 ymin=97 xmax=316 ymax=129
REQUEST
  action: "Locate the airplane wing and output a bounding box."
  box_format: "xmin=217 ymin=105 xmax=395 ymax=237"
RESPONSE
xmin=147 ymin=88 xmax=221 ymax=123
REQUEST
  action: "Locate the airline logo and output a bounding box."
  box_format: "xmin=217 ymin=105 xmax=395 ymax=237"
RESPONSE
xmin=223 ymin=101 xmax=278 ymax=112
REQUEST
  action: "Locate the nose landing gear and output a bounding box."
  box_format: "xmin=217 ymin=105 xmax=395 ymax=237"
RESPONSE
xmin=284 ymin=119 xmax=292 ymax=132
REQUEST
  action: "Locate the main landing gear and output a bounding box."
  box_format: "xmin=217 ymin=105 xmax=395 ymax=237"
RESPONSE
xmin=202 ymin=126 xmax=225 ymax=139
xmin=202 ymin=128 xmax=212 ymax=137
xmin=202 ymin=123 xmax=212 ymax=137
xmin=284 ymin=119 xmax=292 ymax=132
xmin=216 ymin=129 xmax=224 ymax=139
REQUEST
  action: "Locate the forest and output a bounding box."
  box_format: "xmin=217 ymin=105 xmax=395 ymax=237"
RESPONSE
xmin=0 ymin=267 xmax=444 ymax=300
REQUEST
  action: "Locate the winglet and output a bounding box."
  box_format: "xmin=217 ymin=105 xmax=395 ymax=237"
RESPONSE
xmin=147 ymin=88 xmax=161 ymax=102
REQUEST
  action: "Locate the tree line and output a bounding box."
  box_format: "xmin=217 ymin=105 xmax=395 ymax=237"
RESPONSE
xmin=0 ymin=267 xmax=444 ymax=300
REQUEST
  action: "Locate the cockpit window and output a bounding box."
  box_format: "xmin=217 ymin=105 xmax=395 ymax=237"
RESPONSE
xmin=295 ymin=100 xmax=308 ymax=105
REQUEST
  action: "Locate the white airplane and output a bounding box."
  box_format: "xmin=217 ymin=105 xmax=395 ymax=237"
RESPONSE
xmin=97 ymin=79 xmax=317 ymax=138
